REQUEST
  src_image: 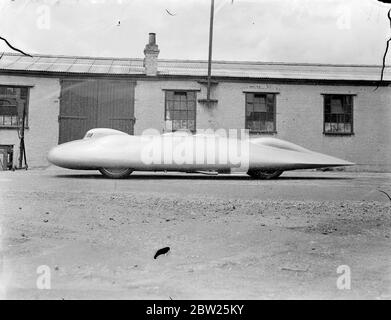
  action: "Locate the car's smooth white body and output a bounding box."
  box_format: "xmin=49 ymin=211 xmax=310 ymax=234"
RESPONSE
xmin=48 ymin=128 xmax=354 ymax=173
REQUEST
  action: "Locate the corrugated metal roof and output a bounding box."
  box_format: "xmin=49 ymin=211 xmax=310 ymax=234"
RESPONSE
xmin=0 ymin=53 xmax=145 ymax=76
xmin=0 ymin=52 xmax=389 ymax=81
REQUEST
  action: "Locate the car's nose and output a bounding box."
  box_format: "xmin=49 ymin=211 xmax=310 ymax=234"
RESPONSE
xmin=47 ymin=140 xmax=87 ymax=168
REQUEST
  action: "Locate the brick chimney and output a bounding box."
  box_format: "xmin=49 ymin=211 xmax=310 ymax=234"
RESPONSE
xmin=143 ymin=33 xmax=160 ymax=76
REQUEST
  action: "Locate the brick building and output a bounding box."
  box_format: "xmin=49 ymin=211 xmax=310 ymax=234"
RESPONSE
xmin=0 ymin=33 xmax=390 ymax=171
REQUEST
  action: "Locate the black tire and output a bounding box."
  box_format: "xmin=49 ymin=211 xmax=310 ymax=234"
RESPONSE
xmin=247 ymin=169 xmax=283 ymax=180
xmin=99 ymin=168 xmax=133 ymax=179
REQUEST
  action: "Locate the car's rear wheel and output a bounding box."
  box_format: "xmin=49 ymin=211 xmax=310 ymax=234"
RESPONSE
xmin=99 ymin=168 xmax=133 ymax=179
xmin=247 ymin=169 xmax=283 ymax=180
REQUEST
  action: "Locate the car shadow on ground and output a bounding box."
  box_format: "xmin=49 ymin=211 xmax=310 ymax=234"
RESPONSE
xmin=52 ymin=173 xmax=354 ymax=181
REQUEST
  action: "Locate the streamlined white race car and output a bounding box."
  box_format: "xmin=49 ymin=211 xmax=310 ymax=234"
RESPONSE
xmin=48 ymin=128 xmax=353 ymax=179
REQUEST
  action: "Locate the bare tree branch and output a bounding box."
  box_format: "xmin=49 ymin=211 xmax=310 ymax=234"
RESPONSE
xmin=378 ymin=190 xmax=391 ymax=202
xmin=375 ymin=8 xmax=391 ymax=90
xmin=165 ymin=9 xmax=176 ymax=16
xmin=0 ymin=36 xmax=32 ymax=57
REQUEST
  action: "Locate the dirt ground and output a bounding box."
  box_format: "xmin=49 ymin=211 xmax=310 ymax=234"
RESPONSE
xmin=0 ymin=168 xmax=390 ymax=300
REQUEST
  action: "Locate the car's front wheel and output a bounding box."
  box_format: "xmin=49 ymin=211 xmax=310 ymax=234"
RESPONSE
xmin=247 ymin=169 xmax=283 ymax=180
xmin=99 ymin=168 xmax=133 ymax=179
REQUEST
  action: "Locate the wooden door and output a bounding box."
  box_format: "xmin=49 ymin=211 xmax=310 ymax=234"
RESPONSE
xmin=59 ymin=79 xmax=135 ymax=144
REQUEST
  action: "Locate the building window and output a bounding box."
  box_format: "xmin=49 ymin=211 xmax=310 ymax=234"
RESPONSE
xmin=0 ymin=86 xmax=29 ymax=128
xmin=245 ymin=93 xmax=276 ymax=133
xmin=165 ymin=90 xmax=196 ymax=132
xmin=323 ymin=94 xmax=353 ymax=135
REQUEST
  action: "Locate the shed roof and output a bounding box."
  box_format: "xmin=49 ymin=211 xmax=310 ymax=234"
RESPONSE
xmin=0 ymin=52 xmax=389 ymax=82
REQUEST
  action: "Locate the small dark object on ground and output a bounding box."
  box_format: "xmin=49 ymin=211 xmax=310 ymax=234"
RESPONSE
xmin=154 ymin=247 xmax=170 ymax=259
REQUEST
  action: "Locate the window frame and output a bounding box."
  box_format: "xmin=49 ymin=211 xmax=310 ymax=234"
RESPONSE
xmin=322 ymin=93 xmax=354 ymax=136
xmin=0 ymin=85 xmax=31 ymax=129
xmin=164 ymin=89 xmax=197 ymax=133
xmin=244 ymin=92 xmax=277 ymax=134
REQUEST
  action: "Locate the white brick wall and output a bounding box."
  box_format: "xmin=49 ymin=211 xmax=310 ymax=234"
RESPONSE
xmin=135 ymin=79 xmax=391 ymax=172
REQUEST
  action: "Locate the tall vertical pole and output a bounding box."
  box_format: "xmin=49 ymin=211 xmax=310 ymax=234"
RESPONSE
xmin=206 ymin=0 xmax=215 ymax=108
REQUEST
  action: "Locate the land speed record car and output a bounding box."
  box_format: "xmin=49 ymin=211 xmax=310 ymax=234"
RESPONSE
xmin=48 ymin=128 xmax=354 ymax=179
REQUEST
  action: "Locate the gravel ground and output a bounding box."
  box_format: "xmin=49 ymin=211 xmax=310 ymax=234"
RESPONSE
xmin=0 ymin=169 xmax=390 ymax=299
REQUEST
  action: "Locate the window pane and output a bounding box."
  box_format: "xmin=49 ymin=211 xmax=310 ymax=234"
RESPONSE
xmin=252 ymin=112 xmax=259 ymax=121
xmin=246 ymin=93 xmax=276 ymax=132
xmin=254 ymin=102 xmax=266 ymax=112
xmin=181 ymin=120 xmax=188 ymax=129
xmin=166 ymin=91 xmax=174 ymax=100
xmin=254 ymin=97 xmax=265 ymax=111
xmin=344 ymin=103 xmax=352 ymax=114
xmin=165 ymin=120 xmax=173 ymax=131
xmin=336 ymin=114 xmax=343 ymax=123
xmin=246 ymin=121 xmax=254 ymax=131
xmin=177 ymin=101 xmax=187 ymax=110
xmin=188 ymin=110 xmax=196 ymax=120
xmin=324 ymin=95 xmax=331 ymax=107
xmin=324 ymin=95 xmax=353 ymax=134
xmin=166 ymin=100 xmax=174 ymax=112
xmin=174 ymin=110 xmax=188 ymax=120
xmin=344 ymin=95 xmax=352 ymax=107
xmin=265 ymin=121 xmax=274 ymax=132
xmin=259 ymin=121 xmax=266 ymax=131
xmin=266 ymin=94 xmax=274 ymax=105
xmin=3 ymin=116 xmax=12 ymax=126
xmin=11 ymin=115 xmax=19 ymax=126
xmin=166 ymin=109 xmax=172 ymax=120
xmin=0 ymin=86 xmax=29 ymax=127
xmin=0 ymin=99 xmax=18 ymax=115
xmin=165 ymin=90 xmax=197 ymax=131
xmin=172 ymin=120 xmax=182 ymax=130
xmin=253 ymin=121 xmax=261 ymax=131
xmin=188 ymin=120 xmax=195 ymax=131
xmin=246 ymin=93 xmax=254 ymax=103
xmin=331 ymin=97 xmax=344 ymax=113
xmin=20 ymin=87 xmax=28 ymax=99
xmin=173 ymin=100 xmax=181 ymax=110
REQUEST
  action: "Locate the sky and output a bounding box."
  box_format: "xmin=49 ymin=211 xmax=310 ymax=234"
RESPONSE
xmin=0 ymin=0 xmax=390 ymax=65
